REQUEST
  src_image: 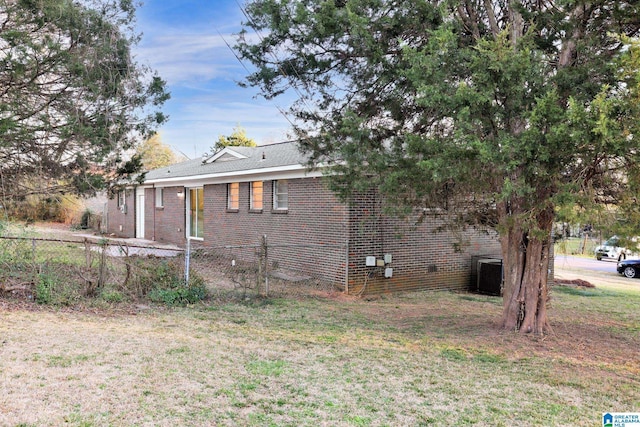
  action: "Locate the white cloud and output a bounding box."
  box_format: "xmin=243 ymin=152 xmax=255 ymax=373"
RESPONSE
xmin=135 ymin=32 xmax=242 ymax=84
xmin=163 ymin=100 xmax=294 ymax=151
xmin=132 ymin=0 xmax=296 ymax=157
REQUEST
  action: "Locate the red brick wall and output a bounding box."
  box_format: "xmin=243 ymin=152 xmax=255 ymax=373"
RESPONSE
xmin=201 ymin=177 xmax=349 ymax=285
xmin=131 ymin=177 xmax=503 ymax=296
xmin=144 ymin=188 xmax=154 ymax=240
xmin=347 ymin=192 xmax=502 ymax=295
xmin=193 ymin=177 xmax=501 ymax=294
xmin=105 ymin=189 xmax=136 ymax=237
xmin=145 ymin=186 xmax=187 ymax=245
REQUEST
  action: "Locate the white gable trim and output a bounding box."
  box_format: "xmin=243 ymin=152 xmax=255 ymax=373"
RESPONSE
xmin=204 ymin=147 xmax=249 ymax=164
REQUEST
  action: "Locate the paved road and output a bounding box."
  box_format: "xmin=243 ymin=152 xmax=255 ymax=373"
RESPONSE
xmin=554 ymin=254 xmax=620 ymax=274
xmin=553 ymin=254 xmax=640 ymax=288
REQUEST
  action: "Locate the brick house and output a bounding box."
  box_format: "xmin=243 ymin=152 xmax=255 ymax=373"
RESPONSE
xmin=106 ymin=141 xmax=502 ymax=295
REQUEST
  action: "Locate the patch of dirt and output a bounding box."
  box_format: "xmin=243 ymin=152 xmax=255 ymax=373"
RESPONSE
xmin=346 ymin=289 xmax=639 ymax=382
xmin=31 ymin=221 xmax=72 ymax=231
xmin=30 ymin=221 xmax=79 ymax=236
xmin=554 ymin=278 xmax=595 ymax=287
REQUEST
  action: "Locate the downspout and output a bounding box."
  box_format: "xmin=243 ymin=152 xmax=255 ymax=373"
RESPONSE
xmin=344 ymin=201 xmax=350 ymax=294
xmin=345 ymin=237 xmax=349 ymax=294
xmin=183 ymin=187 xmax=188 ymax=243
xmin=133 ymin=184 xmax=137 ymax=238
xmin=152 ymin=184 xmax=156 ymax=241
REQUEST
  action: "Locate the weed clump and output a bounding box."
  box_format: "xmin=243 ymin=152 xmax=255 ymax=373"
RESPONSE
xmin=130 ymin=259 xmax=207 ymax=306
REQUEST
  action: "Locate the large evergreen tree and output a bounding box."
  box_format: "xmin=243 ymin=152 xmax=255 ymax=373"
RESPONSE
xmin=0 ymin=0 xmax=169 ymax=200
xmin=237 ymin=0 xmax=640 ymax=334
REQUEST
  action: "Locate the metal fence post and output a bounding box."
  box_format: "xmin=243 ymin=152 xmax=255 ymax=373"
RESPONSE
xmin=98 ymin=239 xmax=107 ymax=293
xmin=263 ymin=235 xmax=268 ymax=297
xmin=185 ymin=238 xmax=191 ymax=285
xmin=31 ymin=238 xmax=37 ymax=287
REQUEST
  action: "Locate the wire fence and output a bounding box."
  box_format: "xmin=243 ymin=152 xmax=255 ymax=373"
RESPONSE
xmin=0 ymin=235 xmax=344 ymax=304
xmin=187 ymin=236 xmax=346 ymax=298
xmin=0 ymin=236 xmax=184 ymax=304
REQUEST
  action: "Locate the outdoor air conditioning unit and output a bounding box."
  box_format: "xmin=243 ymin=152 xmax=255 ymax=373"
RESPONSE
xmin=477 ymin=258 xmax=502 ymax=296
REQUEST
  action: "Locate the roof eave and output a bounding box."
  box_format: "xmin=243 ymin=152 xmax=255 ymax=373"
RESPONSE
xmin=145 ymin=164 xmax=325 ymax=186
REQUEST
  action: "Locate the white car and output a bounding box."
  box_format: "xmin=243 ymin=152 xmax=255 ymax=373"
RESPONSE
xmin=595 ymin=236 xmax=635 ymax=261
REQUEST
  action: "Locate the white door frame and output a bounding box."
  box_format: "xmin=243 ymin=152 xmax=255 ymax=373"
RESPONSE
xmin=135 ymin=188 xmax=145 ymax=239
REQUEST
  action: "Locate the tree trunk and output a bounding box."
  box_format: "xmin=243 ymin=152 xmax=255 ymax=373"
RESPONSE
xmin=499 ymin=203 xmax=554 ymax=335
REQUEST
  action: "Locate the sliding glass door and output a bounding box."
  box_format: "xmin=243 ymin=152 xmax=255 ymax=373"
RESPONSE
xmin=188 ymin=187 xmax=204 ymax=239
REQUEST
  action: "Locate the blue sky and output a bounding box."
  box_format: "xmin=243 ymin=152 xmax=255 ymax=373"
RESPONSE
xmin=134 ymin=0 xmax=294 ymax=159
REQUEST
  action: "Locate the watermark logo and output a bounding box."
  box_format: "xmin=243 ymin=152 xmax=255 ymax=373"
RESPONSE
xmin=603 ymin=413 xmax=640 ymax=427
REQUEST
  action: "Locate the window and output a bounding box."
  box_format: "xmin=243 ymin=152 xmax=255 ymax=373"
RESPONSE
xmin=227 ymin=182 xmax=239 ymax=210
xmin=188 ymin=188 xmax=204 ymax=239
xmin=155 ymin=188 xmax=164 ymax=208
xmin=273 ymin=180 xmax=288 ymax=210
xmin=250 ymin=181 xmax=263 ymax=211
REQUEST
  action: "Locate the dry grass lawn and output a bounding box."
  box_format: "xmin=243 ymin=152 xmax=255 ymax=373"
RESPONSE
xmin=0 ymin=281 xmax=639 ymax=426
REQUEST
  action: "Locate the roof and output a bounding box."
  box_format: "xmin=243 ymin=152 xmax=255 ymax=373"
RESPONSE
xmin=144 ymin=141 xmax=320 ymax=186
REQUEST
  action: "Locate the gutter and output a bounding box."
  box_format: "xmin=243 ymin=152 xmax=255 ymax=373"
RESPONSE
xmin=146 ymin=166 xmax=324 ymax=186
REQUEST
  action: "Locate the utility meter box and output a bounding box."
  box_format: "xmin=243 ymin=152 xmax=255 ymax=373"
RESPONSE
xmin=365 ymin=256 xmax=376 ymax=267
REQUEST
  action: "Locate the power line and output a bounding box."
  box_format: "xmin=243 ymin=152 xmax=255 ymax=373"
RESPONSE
xmin=216 ymin=26 xmax=299 ymax=131
xmin=233 ymin=0 xmax=322 ymax=124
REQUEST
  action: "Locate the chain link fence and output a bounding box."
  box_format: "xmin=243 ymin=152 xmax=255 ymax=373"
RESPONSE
xmin=0 ymin=235 xmax=345 ymax=304
xmin=0 ymin=236 xmax=184 ymax=304
xmin=187 ymin=236 xmax=346 ymax=298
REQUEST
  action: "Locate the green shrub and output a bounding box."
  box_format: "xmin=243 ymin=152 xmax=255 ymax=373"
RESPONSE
xmin=149 ymin=283 xmax=207 ymax=306
xmin=35 ymin=274 xmax=54 ymax=305
xmin=100 ymin=289 xmax=125 ymax=303
xmin=34 ymin=271 xmax=80 ymax=306
xmin=127 ymin=259 xmax=207 ymax=306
